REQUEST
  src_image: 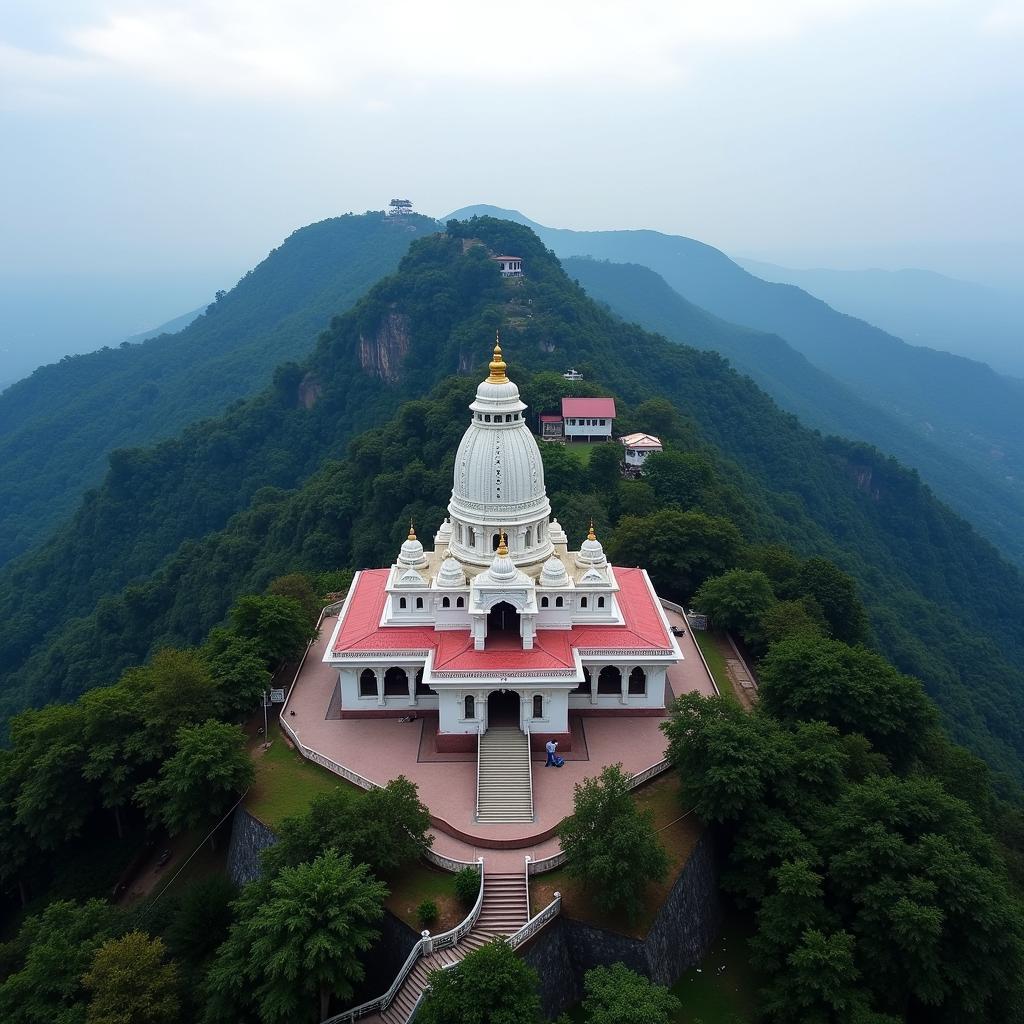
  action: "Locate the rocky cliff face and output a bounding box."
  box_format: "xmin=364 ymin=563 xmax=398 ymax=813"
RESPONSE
xmin=359 ymin=309 xmax=411 ymax=383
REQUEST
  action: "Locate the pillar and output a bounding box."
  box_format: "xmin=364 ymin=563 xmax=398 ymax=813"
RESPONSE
xmin=619 ymin=664 xmax=629 ymax=705
xmin=407 ymin=665 xmax=417 ymax=707
xmin=376 ymin=670 xmax=385 ymax=707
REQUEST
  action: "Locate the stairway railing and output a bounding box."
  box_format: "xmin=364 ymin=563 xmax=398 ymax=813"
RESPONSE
xmin=523 ymin=722 xmax=534 ymax=821
xmin=475 ymin=721 xmax=483 ymax=821
xmin=507 ymin=892 xmax=561 ymax=950
xmin=322 ymin=859 xmax=484 ymax=1023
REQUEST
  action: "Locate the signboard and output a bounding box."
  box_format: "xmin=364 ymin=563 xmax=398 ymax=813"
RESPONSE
xmin=270 ymin=688 xmax=286 ymax=704
xmin=686 ymin=613 xmax=709 ymax=631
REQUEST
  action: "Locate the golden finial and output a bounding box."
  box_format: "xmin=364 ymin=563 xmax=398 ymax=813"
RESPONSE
xmin=587 ymin=519 xmax=597 ymax=542
xmin=487 ymin=331 xmax=508 ymax=384
xmin=408 ymin=521 xmax=416 ymax=541
xmin=497 ymin=531 xmax=508 ymax=557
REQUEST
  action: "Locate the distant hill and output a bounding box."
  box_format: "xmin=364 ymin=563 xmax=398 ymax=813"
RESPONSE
xmin=566 ymin=256 xmax=1024 ymax=566
xmin=449 ymin=205 xmax=1024 ymax=559
xmin=3 ymin=217 xmax=1024 ymax=792
xmin=0 ymin=211 xmax=436 ymax=564
xmin=122 ymin=306 xmax=205 ymax=345
xmin=736 ymin=259 xmax=1024 ymax=378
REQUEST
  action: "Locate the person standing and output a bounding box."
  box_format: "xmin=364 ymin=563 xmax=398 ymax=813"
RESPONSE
xmin=545 ymin=738 xmax=557 ymax=766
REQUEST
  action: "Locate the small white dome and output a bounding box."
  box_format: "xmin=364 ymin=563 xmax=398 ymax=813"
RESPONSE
xmin=477 ymin=537 xmax=531 ymax=587
xmin=548 ymin=518 xmax=568 ymax=545
xmin=398 ymin=524 xmax=428 ymax=570
xmin=575 ymin=522 xmax=607 ymax=569
xmin=436 ymin=555 xmax=466 ymax=588
xmin=540 ymin=555 xmax=570 ymax=587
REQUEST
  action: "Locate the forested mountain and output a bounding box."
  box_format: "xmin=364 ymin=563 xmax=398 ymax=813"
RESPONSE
xmin=2 ymin=217 xmax=1024 ymax=795
xmin=450 ymin=205 xmax=1024 ymax=535
xmin=566 ymin=257 xmax=1024 ymax=566
xmin=737 ymin=258 xmax=1024 ymax=377
xmin=0 ymin=211 xmax=435 ymax=565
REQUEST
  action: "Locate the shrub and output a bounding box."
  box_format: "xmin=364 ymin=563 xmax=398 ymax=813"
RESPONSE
xmin=417 ymin=900 xmax=438 ymax=929
xmin=453 ymin=867 xmax=480 ymax=906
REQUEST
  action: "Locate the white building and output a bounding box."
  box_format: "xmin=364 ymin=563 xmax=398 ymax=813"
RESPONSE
xmin=491 ymin=255 xmax=524 ymax=278
xmin=561 ymin=396 xmax=616 ymax=442
xmin=620 ymin=432 xmax=664 ymax=472
xmin=323 ymin=339 xmax=681 ymax=754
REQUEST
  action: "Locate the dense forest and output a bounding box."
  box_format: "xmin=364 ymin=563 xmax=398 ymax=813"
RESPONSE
xmin=0 ymin=211 xmax=435 ymax=564
xmin=566 ymin=256 xmax=1024 ymax=566
xmin=2 ymin=218 xmax=1024 ymax=800
xmin=452 ymin=204 xmax=1024 ymax=553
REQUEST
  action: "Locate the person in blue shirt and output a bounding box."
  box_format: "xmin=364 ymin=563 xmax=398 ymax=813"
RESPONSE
xmin=545 ymin=738 xmax=558 ymax=766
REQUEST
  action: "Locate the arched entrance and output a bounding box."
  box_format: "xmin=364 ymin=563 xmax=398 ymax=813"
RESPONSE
xmin=487 ymin=689 xmax=521 ymax=728
xmin=486 ymin=600 xmax=520 ymax=638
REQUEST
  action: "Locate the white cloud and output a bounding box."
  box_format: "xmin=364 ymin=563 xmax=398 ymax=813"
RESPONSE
xmin=1 ymin=0 xmax=926 ymax=103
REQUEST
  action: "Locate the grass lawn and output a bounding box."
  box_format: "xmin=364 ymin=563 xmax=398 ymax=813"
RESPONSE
xmin=529 ymin=772 xmax=703 ymax=939
xmin=386 ymin=862 xmax=467 ymax=934
xmin=691 ymin=630 xmax=739 ymax=706
xmin=244 ymin=721 xmax=355 ymax=828
xmin=563 ymin=441 xmax=604 ymax=466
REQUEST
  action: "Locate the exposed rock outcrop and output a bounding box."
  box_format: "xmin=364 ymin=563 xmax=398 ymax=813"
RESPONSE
xmin=359 ymin=309 xmax=411 ymax=384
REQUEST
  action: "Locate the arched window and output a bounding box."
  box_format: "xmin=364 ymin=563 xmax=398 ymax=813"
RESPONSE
xmin=464 ymin=695 xmax=475 ymax=719
xmin=598 ymin=666 xmax=622 ymax=694
xmin=541 ymin=596 xmax=549 ymax=608
xmin=628 ymin=667 xmax=647 ymax=695
xmin=580 ymin=596 xmax=588 ymax=609
xmin=533 ymin=695 xmax=543 ymax=718
xmin=492 ymin=533 xmax=501 ymax=551
xmin=384 ymin=667 xmax=408 ymax=696
xmin=555 ymin=596 xmax=564 ymax=608
xmin=416 ymin=668 xmax=436 ymax=696
xmin=468 ymin=527 xmax=476 ymax=547
xmin=456 ymin=596 xmax=465 ymax=608
xmin=484 ymin=414 xmax=491 ymax=422
xmin=506 ymin=414 xmax=513 ymax=422
xmin=597 ymin=596 xmax=606 ymax=608
xmin=399 ymin=597 xmax=407 ymax=609
xmin=442 ymin=596 xmax=451 ymax=608
xmin=359 ymin=669 xmax=376 ymax=697
xmin=415 ymin=597 xmax=424 ymax=609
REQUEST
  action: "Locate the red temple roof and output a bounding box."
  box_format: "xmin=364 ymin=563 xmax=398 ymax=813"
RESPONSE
xmin=329 ymin=566 xmax=672 ymax=669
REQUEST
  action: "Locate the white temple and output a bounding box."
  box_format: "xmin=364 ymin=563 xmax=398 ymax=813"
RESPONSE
xmin=324 ymin=339 xmax=682 ymax=754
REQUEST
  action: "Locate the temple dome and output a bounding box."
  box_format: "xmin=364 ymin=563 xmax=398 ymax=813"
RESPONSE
xmin=477 ymin=535 xmax=530 ymax=586
xmin=540 ymin=555 xmax=570 ymax=587
xmin=398 ymin=524 xmax=428 ymax=569
xmin=436 ymin=554 xmax=466 ymax=588
xmin=575 ymin=522 xmax=607 ymax=569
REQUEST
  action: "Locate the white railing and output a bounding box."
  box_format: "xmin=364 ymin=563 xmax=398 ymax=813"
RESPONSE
xmin=322 ymin=859 xmax=484 ymax=1024
xmin=627 ymin=758 xmax=671 ymax=790
xmin=524 ymin=851 xmax=532 ymax=917
xmin=475 ymin=721 xmax=483 ymax=821
xmin=524 ymin=722 xmax=535 ymax=822
xmin=526 ymin=848 xmax=567 ymax=874
xmin=507 ymin=893 xmax=561 ymax=950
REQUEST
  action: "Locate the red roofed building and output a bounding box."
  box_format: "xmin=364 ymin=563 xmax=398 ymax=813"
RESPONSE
xmin=322 ymin=338 xmax=681 ymax=822
xmin=561 ymin=396 xmax=616 ymax=441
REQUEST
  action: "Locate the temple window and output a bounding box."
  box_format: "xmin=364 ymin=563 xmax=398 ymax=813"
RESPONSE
xmin=533 ymin=695 xmax=543 ymax=718
xmin=597 ymin=596 xmax=606 ymax=608
xmin=572 ymin=668 xmax=591 ymax=694
xmin=359 ymin=669 xmax=376 ymax=697
xmin=580 ymin=596 xmax=588 ymax=609
xmin=464 ymin=695 xmax=475 ymax=719
xmin=415 ymin=597 xmax=424 ymax=609
xmin=597 ymin=666 xmax=621 ymax=694
xmin=399 ymin=597 xmax=407 ymax=609
xmin=555 ymin=596 xmax=564 ymax=608
xmin=541 ymin=596 xmax=549 ymax=608
xmin=629 ymin=667 xmax=647 ymax=695
xmin=456 ymin=596 xmax=465 ymax=608
xmin=384 ymin=667 xmax=408 ymax=696
xmin=442 ymin=596 xmax=451 ymax=608
xmin=416 ymin=668 xmax=436 ymax=696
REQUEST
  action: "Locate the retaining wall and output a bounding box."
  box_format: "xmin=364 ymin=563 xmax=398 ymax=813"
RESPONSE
xmin=226 ymin=806 xmax=279 ymax=886
xmin=521 ymin=831 xmax=721 ymax=1018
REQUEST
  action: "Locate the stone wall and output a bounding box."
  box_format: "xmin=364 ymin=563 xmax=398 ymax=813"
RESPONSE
xmin=226 ymin=806 xmax=279 ymax=886
xmin=521 ymin=831 xmax=720 ymax=1018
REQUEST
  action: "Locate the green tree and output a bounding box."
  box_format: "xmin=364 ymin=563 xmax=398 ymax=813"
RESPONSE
xmin=692 ymin=569 xmax=776 ymax=650
xmin=538 ymin=441 xmax=585 ymax=495
xmin=644 ymin=449 xmax=714 ymax=508
xmin=135 ymin=720 xmax=253 ymax=834
xmin=266 ymin=573 xmax=322 ymax=625
xmin=558 ymin=763 xmax=669 ymax=919
xmin=609 ymin=508 xmax=742 ymax=600
xmin=203 ymin=850 xmax=387 ymax=1023
xmin=164 ymin=875 xmax=238 ymax=973
xmin=262 ymin=776 xmax=432 ymax=879
xmin=417 ymin=939 xmax=542 ymax=1024
xmin=758 ymin=635 xmax=934 ymax=763
xmin=581 ymin=963 xmax=681 ymax=1024
xmin=587 ymin=442 xmax=623 ymax=494
xmin=230 ymin=594 xmax=318 ymax=665
xmin=760 ymin=598 xmax=826 ymax=646
xmin=202 ymin=627 xmax=271 ymax=720
xmin=787 ymin=558 xmax=870 ymax=646
xmin=82 ymin=932 xmax=180 ymax=1024
xmin=0 ymin=899 xmax=122 ymax=1023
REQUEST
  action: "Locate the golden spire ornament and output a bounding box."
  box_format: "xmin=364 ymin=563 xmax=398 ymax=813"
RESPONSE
xmin=587 ymin=519 xmax=597 ymax=542
xmin=487 ymin=331 xmax=508 ymax=384
xmin=497 ymin=531 xmax=509 ymax=557
xmin=408 ymin=521 xmax=416 ymax=541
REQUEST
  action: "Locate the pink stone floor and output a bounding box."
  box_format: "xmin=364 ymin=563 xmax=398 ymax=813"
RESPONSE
xmin=281 ymin=608 xmax=715 ymax=872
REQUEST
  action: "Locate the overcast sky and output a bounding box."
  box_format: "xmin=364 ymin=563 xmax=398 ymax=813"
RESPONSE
xmin=2 ymin=0 xmax=1023 ymax=305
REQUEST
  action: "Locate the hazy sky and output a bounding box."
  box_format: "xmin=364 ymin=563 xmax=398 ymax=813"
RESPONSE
xmin=2 ymin=0 xmax=1023 ymax=306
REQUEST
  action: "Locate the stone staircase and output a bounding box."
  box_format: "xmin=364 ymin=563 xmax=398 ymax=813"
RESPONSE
xmin=377 ymin=872 xmax=530 ymax=1024
xmin=477 ymin=727 xmax=534 ymax=823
